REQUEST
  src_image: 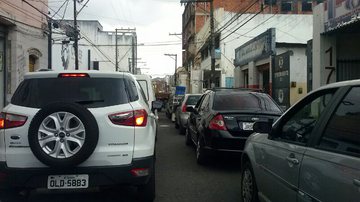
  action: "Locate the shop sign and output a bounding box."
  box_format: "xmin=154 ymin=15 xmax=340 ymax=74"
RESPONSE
xmin=325 ymin=0 xmax=360 ymax=32
xmin=273 ymin=51 xmax=290 ymax=110
xmin=234 ymin=28 xmax=275 ymax=67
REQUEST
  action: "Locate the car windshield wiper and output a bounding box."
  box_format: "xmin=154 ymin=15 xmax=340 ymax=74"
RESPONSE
xmin=75 ymin=99 xmax=105 ymax=104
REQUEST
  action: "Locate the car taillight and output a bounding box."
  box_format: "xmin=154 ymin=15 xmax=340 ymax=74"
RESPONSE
xmin=109 ymin=109 xmax=148 ymax=127
xmin=182 ymin=105 xmax=187 ymax=112
xmin=209 ymin=114 xmax=227 ymax=131
xmin=58 ymin=73 xmax=89 ymax=78
xmin=0 ymin=112 xmax=27 ymax=129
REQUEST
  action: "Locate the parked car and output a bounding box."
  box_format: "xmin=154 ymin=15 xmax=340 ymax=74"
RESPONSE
xmin=0 ymin=71 xmax=160 ymax=201
xmin=135 ymin=74 xmax=156 ymax=110
xmin=186 ymin=88 xmax=282 ymax=164
xmin=240 ymin=80 xmax=360 ymax=202
xmin=165 ymin=95 xmax=183 ymax=120
xmin=175 ymin=94 xmax=202 ymax=134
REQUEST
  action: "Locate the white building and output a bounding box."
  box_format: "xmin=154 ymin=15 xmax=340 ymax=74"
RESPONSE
xmin=191 ymin=7 xmax=313 ymax=94
xmin=312 ymin=1 xmax=360 ymax=90
xmin=0 ymin=0 xmax=48 ymax=110
xmin=52 ymin=20 xmax=137 ymax=72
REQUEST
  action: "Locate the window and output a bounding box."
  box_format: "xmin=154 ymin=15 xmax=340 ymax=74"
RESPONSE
xmin=11 ymin=78 xmax=129 ymax=108
xmin=213 ymin=92 xmax=282 ymax=113
xmin=302 ymin=0 xmax=312 ymax=11
xmin=319 ymin=87 xmax=360 ymax=156
xmin=199 ymin=94 xmax=210 ymax=112
xmin=186 ymin=95 xmax=201 ymax=105
xmin=281 ymin=0 xmax=293 ymax=12
xmin=279 ymin=91 xmax=335 ymax=145
xmin=125 ymin=79 xmax=139 ymax=102
xmin=137 ymin=80 xmax=149 ymax=101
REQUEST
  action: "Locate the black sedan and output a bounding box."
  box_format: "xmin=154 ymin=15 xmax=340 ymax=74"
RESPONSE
xmin=185 ymin=88 xmax=283 ymax=164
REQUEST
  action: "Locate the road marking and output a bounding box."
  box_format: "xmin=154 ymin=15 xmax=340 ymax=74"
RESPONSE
xmin=160 ymin=124 xmax=171 ymax=128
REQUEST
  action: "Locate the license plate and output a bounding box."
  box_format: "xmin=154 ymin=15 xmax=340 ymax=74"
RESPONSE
xmin=47 ymin=175 xmax=89 ymax=189
xmin=242 ymin=122 xmax=254 ymax=131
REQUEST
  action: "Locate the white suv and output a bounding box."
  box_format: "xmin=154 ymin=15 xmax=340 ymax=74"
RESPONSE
xmin=0 ymin=71 xmax=158 ymax=201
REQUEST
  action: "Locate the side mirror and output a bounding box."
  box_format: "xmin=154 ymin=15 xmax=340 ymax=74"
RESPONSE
xmin=186 ymin=106 xmax=194 ymax=112
xmin=152 ymin=101 xmax=162 ymax=112
xmin=253 ymin=121 xmax=273 ymax=134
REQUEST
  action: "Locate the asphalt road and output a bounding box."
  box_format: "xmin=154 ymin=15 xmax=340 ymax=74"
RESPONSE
xmin=8 ymin=112 xmax=243 ymax=202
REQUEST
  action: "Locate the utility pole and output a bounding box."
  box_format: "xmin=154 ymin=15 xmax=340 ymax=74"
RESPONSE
xmin=115 ymin=29 xmax=118 ymax=71
xmin=73 ymin=0 xmax=79 ymax=70
xmin=47 ymin=18 xmax=52 ymax=69
xmin=164 ymin=54 xmax=177 ymax=86
xmin=209 ymin=0 xmax=216 ymax=88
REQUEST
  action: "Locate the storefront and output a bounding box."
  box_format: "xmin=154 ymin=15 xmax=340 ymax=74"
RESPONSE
xmin=234 ymin=28 xmax=308 ymax=109
xmin=312 ymin=1 xmax=360 ymax=89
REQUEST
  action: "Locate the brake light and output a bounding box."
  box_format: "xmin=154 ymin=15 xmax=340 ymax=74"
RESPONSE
xmin=182 ymin=105 xmax=187 ymax=112
xmin=209 ymin=114 xmax=227 ymax=131
xmin=58 ymin=73 xmax=89 ymax=78
xmin=0 ymin=112 xmax=27 ymax=129
xmin=109 ymin=109 xmax=148 ymax=127
xmin=130 ymin=168 xmax=149 ymax=177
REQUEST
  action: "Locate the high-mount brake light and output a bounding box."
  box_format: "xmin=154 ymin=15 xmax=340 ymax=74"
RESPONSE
xmin=58 ymin=73 xmax=89 ymax=78
xmin=0 ymin=112 xmax=28 ymax=129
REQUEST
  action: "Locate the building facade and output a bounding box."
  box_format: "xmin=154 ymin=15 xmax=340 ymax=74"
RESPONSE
xmin=0 ymin=0 xmax=48 ymax=110
xmin=312 ymin=1 xmax=360 ymax=90
xmin=183 ymin=0 xmax=318 ymax=93
xmin=52 ymin=20 xmax=137 ymax=72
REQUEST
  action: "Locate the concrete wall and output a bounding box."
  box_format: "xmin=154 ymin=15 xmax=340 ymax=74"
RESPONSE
xmin=0 ymin=0 xmax=48 ymax=108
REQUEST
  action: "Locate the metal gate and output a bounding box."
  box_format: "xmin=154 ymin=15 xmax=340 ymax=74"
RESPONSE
xmin=337 ymin=59 xmax=360 ymax=81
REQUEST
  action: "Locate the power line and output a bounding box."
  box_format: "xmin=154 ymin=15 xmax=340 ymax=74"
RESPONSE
xmin=220 ymin=5 xmax=266 ymax=42
xmin=0 ymin=0 xmax=45 ymax=24
xmin=51 ymin=0 xmax=69 ymax=18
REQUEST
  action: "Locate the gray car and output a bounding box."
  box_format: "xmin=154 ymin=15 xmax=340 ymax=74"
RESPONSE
xmin=175 ymin=94 xmax=201 ymax=134
xmin=241 ymin=79 xmax=360 ymax=202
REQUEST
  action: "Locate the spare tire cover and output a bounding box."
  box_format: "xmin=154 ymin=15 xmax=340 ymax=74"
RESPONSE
xmin=28 ymin=102 xmax=99 ymax=168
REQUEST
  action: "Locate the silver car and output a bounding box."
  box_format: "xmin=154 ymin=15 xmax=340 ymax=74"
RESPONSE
xmin=175 ymin=94 xmax=201 ymax=134
xmin=241 ymin=79 xmax=360 ymax=202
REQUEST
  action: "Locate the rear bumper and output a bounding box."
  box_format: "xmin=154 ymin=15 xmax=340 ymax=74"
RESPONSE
xmin=203 ymin=130 xmax=248 ymax=152
xmin=0 ymin=156 xmax=154 ymax=189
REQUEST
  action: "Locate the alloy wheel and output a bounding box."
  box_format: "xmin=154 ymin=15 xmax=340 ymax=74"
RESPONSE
xmin=38 ymin=112 xmax=86 ymax=159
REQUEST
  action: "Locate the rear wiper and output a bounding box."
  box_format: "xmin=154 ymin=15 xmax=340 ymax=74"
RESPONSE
xmin=75 ymin=100 xmax=105 ymax=104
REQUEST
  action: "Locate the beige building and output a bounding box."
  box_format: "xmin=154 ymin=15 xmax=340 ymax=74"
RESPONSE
xmin=0 ymin=0 xmax=48 ymax=110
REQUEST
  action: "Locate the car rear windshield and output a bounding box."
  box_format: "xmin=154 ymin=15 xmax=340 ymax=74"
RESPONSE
xmin=11 ymin=78 xmax=129 ymax=108
xmin=186 ymin=95 xmax=201 ymax=105
xmin=213 ymin=92 xmax=282 ymax=113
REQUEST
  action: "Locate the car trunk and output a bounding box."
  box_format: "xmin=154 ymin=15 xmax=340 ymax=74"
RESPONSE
xmin=219 ymin=111 xmax=280 ymax=137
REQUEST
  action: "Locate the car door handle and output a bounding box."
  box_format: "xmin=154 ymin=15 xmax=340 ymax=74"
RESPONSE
xmin=353 ymin=179 xmax=360 ymax=187
xmin=286 ymin=156 xmax=299 ymax=165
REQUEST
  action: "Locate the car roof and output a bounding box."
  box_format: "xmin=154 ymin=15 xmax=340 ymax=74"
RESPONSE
xmin=134 ymin=74 xmax=152 ymax=81
xmin=24 ymin=70 xmax=132 ymax=79
xmin=315 ymin=79 xmax=360 ymax=91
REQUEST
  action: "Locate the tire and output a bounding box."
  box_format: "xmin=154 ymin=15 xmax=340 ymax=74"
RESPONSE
xmin=185 ymin=127 xmax=192 ymax=146
xmin=174 ymin=122 xmax=179 ymax=129
xmin=137 ymin=163 xmax=155 ymax=202
xmin=240 ymin=161 xmax=259 ymax=202
xmin=196 ymin=137 xmax=207 ymax=165
xmin=179 ymin=126 xmax=186 ymax=135
xmin=0 ymin=189 xmax=26 ymax=202
xmin=28 ymin=102 xmax=99 ymax=168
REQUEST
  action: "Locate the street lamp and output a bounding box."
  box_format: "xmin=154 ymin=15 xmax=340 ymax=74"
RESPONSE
xmin=164 ymin=53 xmax=177 ymax=86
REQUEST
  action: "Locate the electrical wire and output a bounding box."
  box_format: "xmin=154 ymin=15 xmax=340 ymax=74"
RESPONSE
xmin=51 ymin=0 xmax=69 ymax=18
xmin=220 ymin=5 xmax=267 ymax=42
xmin=0 ymin=0 xmax=45 ymax=24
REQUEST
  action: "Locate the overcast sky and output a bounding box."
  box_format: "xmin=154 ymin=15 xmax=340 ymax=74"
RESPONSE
xmin=50 ymin=0 xmax=184 ymax=77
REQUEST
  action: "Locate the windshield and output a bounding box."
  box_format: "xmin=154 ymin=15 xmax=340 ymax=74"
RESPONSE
xmin=213 ymin=92 xmax=282 ymax=113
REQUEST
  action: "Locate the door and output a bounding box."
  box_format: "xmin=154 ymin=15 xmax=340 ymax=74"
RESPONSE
xmin=188 ymin=94 xmax=205 ymax=140
xmin=299 ymin=87 xmax=360 ymax=202
xmin=255 ymin=89 xmax=337 ymax=202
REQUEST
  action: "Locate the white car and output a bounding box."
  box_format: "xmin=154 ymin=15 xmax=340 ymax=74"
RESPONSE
xmin=0 ymin=71 xmax=159 ymax=201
